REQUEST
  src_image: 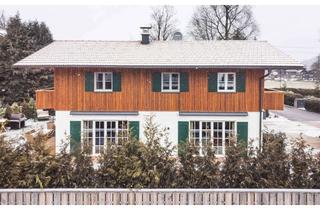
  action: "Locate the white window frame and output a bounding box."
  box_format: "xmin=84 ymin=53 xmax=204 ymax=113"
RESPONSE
xmin=161 ymin=72 xmax=180 ymax=92
xmin=94 ymin=72 xmax=113 ymax=92
xmin=189 ymin=121 xmax=236 ymax=156
xmin=81 ymin=120 xmax=129 ymax=155
xmin=217 ymin=72 xmax=236 ymax=92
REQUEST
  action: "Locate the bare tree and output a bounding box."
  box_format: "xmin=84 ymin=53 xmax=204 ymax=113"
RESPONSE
xmin=190 ymin=5 xmax=259 ymax=40
xmin=0 ymin=11 xmax=6 ymax=30
xmin=311 ymin=55 xmax=320 ymax=89
xmin=150 ymin=6 xmax=178 ymax=41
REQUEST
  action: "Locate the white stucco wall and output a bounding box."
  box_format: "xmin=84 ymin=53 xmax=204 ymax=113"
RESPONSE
xmin=55 ymin=111 xmax=261 ymax=154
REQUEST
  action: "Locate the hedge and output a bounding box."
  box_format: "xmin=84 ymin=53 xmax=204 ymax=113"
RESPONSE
xmin=304 ymin=98 xmax=320 ymax=113
xmin=281 ymin=88 xmax=320 ymax=98
xmin=284 ymin=92 xmax=303 ymax=106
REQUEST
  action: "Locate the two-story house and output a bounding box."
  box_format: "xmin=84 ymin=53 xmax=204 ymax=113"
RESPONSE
xmin=14 ymin=28 xmax=303 ymax=156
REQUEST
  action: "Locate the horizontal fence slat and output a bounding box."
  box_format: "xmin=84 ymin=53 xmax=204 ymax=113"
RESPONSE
xmin=0 ymin=189 xmax=318 ymax=205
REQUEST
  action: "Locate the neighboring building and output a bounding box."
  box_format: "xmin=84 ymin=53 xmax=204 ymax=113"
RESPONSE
xmin=14 ymin=28 xmax=303 ymax=156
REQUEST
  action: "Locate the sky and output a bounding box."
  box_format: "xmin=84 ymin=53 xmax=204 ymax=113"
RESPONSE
xmin=0 ymin=5 xmax=320 ymax=62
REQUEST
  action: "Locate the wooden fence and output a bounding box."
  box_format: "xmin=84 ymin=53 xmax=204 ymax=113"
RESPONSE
xmin=0 ymin=189 xmax=320 ymax=205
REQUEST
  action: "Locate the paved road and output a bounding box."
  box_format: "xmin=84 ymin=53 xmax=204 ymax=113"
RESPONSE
xmin=272 ymin=105 xmax=320 ymax=123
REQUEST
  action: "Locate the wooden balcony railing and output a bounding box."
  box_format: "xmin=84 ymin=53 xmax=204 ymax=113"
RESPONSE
xmin=36 ymin=89 xmax=55 ymax=109
xmin=263 ymin=89 xmax=284 ymax=110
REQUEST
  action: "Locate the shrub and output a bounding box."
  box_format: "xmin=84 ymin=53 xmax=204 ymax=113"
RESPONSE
xmin=177 ymin=142 xmax=220 ymax=188
xmin=283 ymin=88 xmax=320 ymax=98
xmin=10 ymin=102 xmax=21 ymax=114
xmin=4 ymin=104 xmax=12 ymax=119
xmin=21 ymin=98 xmax=37 ymax=119
xmin=284 ymin=92 xmax=303 ymax=106
xmin=304 ymin=98 xmax=320 ymax=113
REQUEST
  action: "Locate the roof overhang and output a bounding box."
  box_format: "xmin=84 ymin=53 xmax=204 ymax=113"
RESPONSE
xmin=13 ymin=64 xmax=305 ymax=70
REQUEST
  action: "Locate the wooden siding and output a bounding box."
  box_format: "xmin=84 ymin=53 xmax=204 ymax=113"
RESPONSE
xmin=36 ymin=68 xmax=282 ymax=112
xmin=1 ymin=188 xmax=320 ymax=205
xmin=263 ymin=90 xmax=284 ymax=110
xmin=36 ymin=89 xmax=55 ymax=109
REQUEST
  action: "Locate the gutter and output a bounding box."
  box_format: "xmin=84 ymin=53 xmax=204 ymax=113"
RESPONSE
xmin=258 ymin=69 xmax=272 ymax=150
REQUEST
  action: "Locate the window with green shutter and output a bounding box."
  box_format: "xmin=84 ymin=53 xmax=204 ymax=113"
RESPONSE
xmin=237 ymin=122 xmax=248 ymax=146
xmin=70 ymin=121 xmax=81 ymax=153
xmin=208 ymin=72 xmax=218 ymax=92
xmin=178 ymin=121 xmax=189 ymax=155
xmin=85 ymin=72 xmax=94 ymax=92
xmin=152 ymin=72 xmax=161 ymax=92
xmin=129 ymin=121 xmax=140 ymax=140
xmin=180 ymin=72 xmax=189 ymax=92
xmin=112 ymin=72 xmax=121 ymax=91
xmin=236 ymin=71 xmax=246 ymax=92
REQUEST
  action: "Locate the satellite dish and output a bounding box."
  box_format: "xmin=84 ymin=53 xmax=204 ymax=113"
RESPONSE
xmin=173 ymin=32 xmax=183 ymax=41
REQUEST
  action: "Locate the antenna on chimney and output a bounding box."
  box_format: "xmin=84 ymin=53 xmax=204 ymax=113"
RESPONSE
xmin=140 ymin=26 xmax=152 ymax=44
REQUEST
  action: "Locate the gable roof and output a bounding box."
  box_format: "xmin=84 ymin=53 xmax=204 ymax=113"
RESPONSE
xmin=14 ymin=40 xmax=304 ymax=69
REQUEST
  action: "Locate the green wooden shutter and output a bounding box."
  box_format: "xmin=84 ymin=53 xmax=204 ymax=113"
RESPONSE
xmin=237 ymin=122 xmax=248 ymax=146
xmin=112 ymin=72 xmax=121 ymax=91
xmin=152 ymin=72 xmax=161 ymax=92
xmin=208 ymin=72 xmax=218 ymax=92
xmin=180 ymin=72 xmax=189 ymax=92
xmin=85 ymin=72 xmax=94 ymax=92
xmin=236 ymin=72 xmax=246 ymax=92
xmin=129 ymin=121 xmax=140 ymax=140
xmin=178 ymin=121 xmax=189 ymax=155
xmin=70 ymin=121 xmax=81 ymax=152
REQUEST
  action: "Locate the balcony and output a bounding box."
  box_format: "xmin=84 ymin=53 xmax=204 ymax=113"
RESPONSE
xmin=36 ymin=89 xmax=55 ymax=109
xmin=263 ymin=89 xmax=284 ymax=110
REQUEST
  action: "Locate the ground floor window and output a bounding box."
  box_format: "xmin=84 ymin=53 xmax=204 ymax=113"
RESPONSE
xmin=189 ymin=121 xmax=235 ymax=155
xmin=82 ymin=120 xmax=128 ymax=154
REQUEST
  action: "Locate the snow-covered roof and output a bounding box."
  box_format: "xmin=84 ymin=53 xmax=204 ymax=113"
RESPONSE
xmin=14 ymin=40 xmax=304 ymax=69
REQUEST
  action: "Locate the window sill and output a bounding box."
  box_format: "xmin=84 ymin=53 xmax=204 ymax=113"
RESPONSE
xmin=93 ymin=90 xmax=113 ymax=93
xmin=161 ymin=90 xmax=180 ymax=93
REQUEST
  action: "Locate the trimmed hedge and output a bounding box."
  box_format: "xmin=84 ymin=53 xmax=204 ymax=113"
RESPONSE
xmin=305 ymin=98 xmax=320 ymax=113
xmin=281 ymin=88 xmax=320 ymax=98
xmin=284 ymin=92 xmax=303 ymax=106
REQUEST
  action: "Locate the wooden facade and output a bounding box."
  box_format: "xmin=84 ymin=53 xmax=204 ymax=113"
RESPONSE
xmin=36 ymin=68 xmax=284 ymax=112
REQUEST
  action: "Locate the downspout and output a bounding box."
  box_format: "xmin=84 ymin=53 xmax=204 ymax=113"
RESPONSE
xmin=259 ymin=69 xmax=272 ymax=150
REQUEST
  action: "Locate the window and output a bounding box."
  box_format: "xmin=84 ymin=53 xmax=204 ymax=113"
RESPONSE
xmin=94 ymin=72 xmax=113 ymax=91
xmin=218 ymin=72 xmax=236 ymax=92
xmin=161 ymin=72 xmax=180 ymax=92
xmin=82 ymin=120 xmax=129 ymax=154
xmin=189 ymin=121 xmax=235 ymax=156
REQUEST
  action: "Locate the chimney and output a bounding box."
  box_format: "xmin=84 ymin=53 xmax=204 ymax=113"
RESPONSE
xmin=140 ymin=26 xmax=151 ymax=44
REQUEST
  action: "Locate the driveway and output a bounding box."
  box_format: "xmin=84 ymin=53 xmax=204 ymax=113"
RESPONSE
xmin=264 ymin=106 xmax=320 ymax=153
xmin=272 ymin=105 xmax=320 ymax=128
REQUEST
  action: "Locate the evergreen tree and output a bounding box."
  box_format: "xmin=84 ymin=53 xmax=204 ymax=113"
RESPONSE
xmin=0 ymin=13 xmax=53 ymax=104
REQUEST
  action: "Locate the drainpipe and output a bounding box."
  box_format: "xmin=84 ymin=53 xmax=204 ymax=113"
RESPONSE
xmin=259 ymin=69 xmax=272 ymax=150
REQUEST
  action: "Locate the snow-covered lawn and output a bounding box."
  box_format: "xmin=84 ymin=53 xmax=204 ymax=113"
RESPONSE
xmin=264 ymin=113 xmax=320 ymax=154
xmin=0 ymin=119 xmax=50 ymax=142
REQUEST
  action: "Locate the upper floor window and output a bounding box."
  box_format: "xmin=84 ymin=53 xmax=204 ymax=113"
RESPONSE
xmin=95 ymin=72 xmax=113 ymax=91
xmin=83 ymin=120 xmax=128 ymax=154
xmin=189 ymin=121 xmax=235 ymax=156
xmin=162 ymin=72 xmax=180 ymax=92
xmin=218 ymin=72 xmax=236 ymax=92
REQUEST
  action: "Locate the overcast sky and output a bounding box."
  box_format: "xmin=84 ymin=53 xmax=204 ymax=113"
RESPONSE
xmin=1 ymin=5 xmax=320 ymax=62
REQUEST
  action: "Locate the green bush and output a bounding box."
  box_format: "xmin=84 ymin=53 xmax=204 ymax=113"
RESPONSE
xmin=284 ymin=92 xmax=303 ymax=106
xmin=21 ymin=98 xmax=37 ymax=119
xmin=304 ymin=98 xmax=320 ymax=113
xmin=1 ymin=124 xmax=320 ymax=188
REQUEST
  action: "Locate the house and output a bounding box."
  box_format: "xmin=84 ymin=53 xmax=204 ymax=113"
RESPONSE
xmin=14 ymin=27 xmax=303 ymax=156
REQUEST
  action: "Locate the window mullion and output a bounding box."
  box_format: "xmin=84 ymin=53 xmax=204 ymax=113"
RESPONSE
xmin=222 ymin=121 xmax=226 ymax=155
xmin=169 ymin=73 xmax=172 ymax=91
xmin=199 ymin=121 xmax=202 ymax=156
xmin=115 ymin=121 xmax=118 ymax=145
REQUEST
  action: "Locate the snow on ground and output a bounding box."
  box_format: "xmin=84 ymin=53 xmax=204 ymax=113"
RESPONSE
xmin=1 ymin=119 xmax=50 ymax=142
xmin=264 ymin=112 xmax=320 ymax=154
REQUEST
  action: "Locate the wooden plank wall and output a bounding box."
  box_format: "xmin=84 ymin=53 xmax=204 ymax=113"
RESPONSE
xmin=0 ymin=189 xmax=319 ymax=205
xmin=36 ymin=68 xmax=277 ymax=112
xmin=263 ymin=90 xmax=284 ymax=110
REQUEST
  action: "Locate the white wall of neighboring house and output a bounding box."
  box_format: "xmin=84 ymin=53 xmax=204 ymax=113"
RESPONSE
xmin=55 ymin=111 xmax=260 ymax=154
